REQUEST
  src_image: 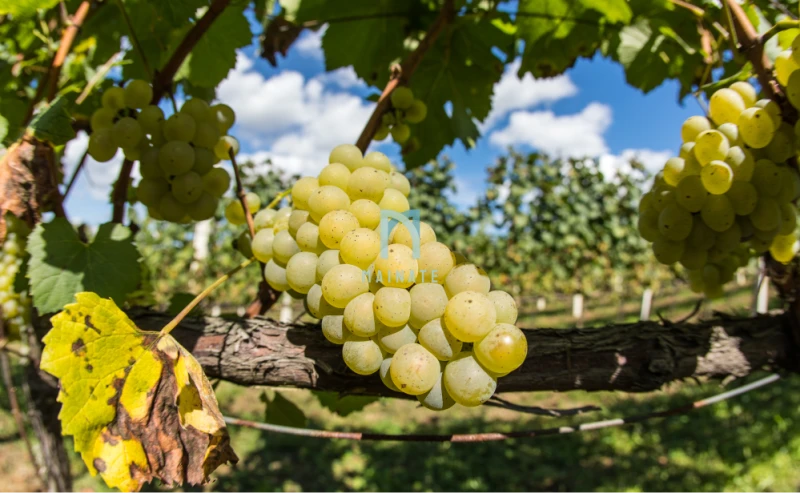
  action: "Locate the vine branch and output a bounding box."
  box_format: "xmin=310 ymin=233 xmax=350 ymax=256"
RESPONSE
xmin=722 ymin=0 xmax=780 ymax=99
xmin=354 ymin=0 xmax=455 ymax=152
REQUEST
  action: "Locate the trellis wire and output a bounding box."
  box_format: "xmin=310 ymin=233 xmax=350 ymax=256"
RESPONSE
xmin=223 ymin=373 xmax=781 ymax=443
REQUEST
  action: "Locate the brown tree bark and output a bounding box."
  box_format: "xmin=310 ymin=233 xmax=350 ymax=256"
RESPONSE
xmin=129 ymin=312 xmax=799 ymax=396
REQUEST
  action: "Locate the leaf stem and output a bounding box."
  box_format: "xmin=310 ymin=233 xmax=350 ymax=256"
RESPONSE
xmin=114 ymin=0 xmax=153 ymax=79
xmin=160 ymin=257 xmax=255 ymax=336
xmin=75 ymin=50 xmax=122 ymax=105
xmin=759 ymin=18 xmax=800 ymax=45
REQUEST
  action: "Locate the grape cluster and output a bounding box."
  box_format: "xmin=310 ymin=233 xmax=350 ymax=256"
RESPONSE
xmin=242 ymin=144 xmax=526 ymax=410
xmin=88 ymin=80 xmax=236 ymax=223
xmin=639 ymin=76 xmax=800 ymax=298
xmin=374 ymin=87 xmax=427 ymax=151
xmin=0 ymin=216 xmax=31 ymax=340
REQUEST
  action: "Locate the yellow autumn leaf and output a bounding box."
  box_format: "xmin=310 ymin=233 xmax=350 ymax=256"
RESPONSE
xmin=40 ymin=292 xmax=238 ymax=492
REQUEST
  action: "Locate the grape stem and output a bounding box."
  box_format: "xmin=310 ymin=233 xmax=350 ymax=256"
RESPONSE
xmin=160 ymin=257 xmax=255 ymax=336
xmin=229 ymin=149 xmax=257 ymax=239
xmin=721 ymin=0 xmax=780 ymax=99
xmin=354 ymin=0 xmax=455 ymax=152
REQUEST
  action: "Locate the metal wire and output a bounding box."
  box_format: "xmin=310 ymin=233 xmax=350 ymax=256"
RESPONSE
xmin=223 ymin=374 xmax=781 ymax=443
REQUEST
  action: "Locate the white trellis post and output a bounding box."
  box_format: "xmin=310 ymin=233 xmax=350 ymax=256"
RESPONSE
xmin=640 ymin=288 xmax=653 ymax=321
xmin=280 ymin=293 xmax=294 ymax=323
xmin=753 ymin=258 xmax=769 ymax=315
xmin=536 ymin=297 xmax=546 ymax=311
xmin=572 ymin=293 xmax=584 ymax=322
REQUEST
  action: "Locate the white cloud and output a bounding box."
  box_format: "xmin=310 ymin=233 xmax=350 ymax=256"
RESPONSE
xmin=293 ymin=27 xmax=325 ymax=59
xmin=218 ymin=51 xmax=374 ymax=176
xmin=599 ymin=149 xmax=672 ymax=178
xmin=483 ymin=59 xmax=577 ymax=130
xmin=313 ymin=66 xmax=365 ymax=89
xmin=490 ymin=103 xmax=613 ymax=158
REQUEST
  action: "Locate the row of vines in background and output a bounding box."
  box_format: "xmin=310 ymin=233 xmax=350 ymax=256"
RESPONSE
xmin=131 ymin=151 xmax=679 ymax=311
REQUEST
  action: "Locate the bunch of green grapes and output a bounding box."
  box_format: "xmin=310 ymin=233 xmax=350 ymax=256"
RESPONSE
xmin=242 ymin=144 xmax=526 ymax=410
xmin=638 ymin=78 xmax=800 ymax=298
xmin=88 ymin=79 xmax=236 ymax=223
xmin=0 ymin=216 xmax=31 ymax=340
xmin=374 ymin=87 xmax=427 ymax=151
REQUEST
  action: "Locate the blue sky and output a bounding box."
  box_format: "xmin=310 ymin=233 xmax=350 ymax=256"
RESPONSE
xmin=62 ymin=23 xmax=702 ymax=224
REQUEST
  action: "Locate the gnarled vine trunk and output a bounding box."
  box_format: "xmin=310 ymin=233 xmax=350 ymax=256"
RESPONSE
xmin=130 ymin=311 xmax=799 ymax=396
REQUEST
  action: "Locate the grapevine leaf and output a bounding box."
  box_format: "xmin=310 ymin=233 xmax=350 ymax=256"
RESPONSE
xmin=286 ymin=0 xmax=416 ymax=88
xmin=602 ymin=0 xmax=704 ymax=97
xmin=40 ymin=292 xmax=238 ymax=492
xmin=28 ymin=96 xmax=76 ymax=145
xmin=263 ymin=391 xmax=307 ymax=428
xmin=177 ymin=5 xmax=252 ymax=88
xmin=403 ymin=18 xmax=512 ymax=169
xmin=313 ymin=391 xmax=378 ymax=416
xmin=27 ymin=219 xmax=141 ymax=314
xmin=0 ymin=0 xmax=60 ymax=17
xmin=517 ymin=0 xmax=632 ymax=78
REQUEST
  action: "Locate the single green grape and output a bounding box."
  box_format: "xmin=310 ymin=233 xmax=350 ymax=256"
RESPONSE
xmin=405 ymin=100 xmax=427 ymax=124
xmin=390 ymin=86 xmax=415 ymax=110
xmin=159 ymin=140 xmax=195 ymax=175
xmin=391 ymin=123 xmax=411 ymax=144
xmin=101 ymin=86 xmax=126 ymax=110
xmin=138 ymin=105 xmax=165 ymax=135
xmin=111 ymin=117 xmax=143 ymax=149
xmin=163 ymin=113 xmax=196 ymax=142
xmin=187 ymin=192 xmax=217 ymax=221
xmin=90 ymin=107 xmax=116 ymax=131
xmin=88 ymin=128 xmax=117 ymax=162
xmin=203 ymin=167 xmax=231 ymax=197
xmin=171 ymin=171 xmax=204 ymax=204
xmin=123 ymin=80 xmax=153 ymax=109
xmin=158 ymin=193 xmax=188 ymax=222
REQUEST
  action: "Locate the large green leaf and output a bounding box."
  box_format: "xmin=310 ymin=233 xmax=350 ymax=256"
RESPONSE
xmin=28 ymin=96 xmax=76 ymax=145
xmin=178 ymin=5 xmax=253 ymax=88
xmin=27 ymin=219 xmax=141 ymax=313
xmin=286 ymin=0 xmax=419 ymax=88
xmin=517 ymin=0 xmax=632 ymax=77
xmin=0 ymin=0 xmax=60 ymax=17
xmin=403 ymin=17 xmax=512 ymax=169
